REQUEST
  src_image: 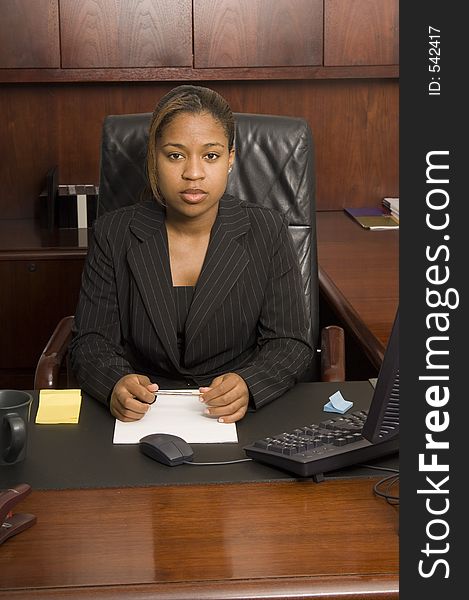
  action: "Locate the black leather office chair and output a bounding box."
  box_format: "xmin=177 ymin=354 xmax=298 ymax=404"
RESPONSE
xmin=35 ymin=112 xmax=344 ymax=389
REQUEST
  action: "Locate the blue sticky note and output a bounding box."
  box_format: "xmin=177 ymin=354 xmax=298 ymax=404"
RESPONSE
xmin=323 ymin=391 xmax=353 ymax=414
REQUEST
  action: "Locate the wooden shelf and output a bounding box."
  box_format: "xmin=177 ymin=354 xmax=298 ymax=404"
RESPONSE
xmin=0 ymin=64 xmax=399 ymax=84
xmin=0 ymin=220 xmax=88 ymax=260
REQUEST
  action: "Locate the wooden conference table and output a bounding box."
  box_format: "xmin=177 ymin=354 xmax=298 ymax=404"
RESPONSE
xmin=0 ymin=382 xmax=399 ymax=600
xmin=316 ymin=211 xmax=399 ymax=370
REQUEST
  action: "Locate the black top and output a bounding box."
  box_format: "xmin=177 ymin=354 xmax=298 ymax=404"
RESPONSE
xmin=173 ymin=286 xmax=194 ymax=365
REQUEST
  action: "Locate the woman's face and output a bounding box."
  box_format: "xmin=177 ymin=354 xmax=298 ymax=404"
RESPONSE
xmin=155 ymin=111 xmax=234 ymax=222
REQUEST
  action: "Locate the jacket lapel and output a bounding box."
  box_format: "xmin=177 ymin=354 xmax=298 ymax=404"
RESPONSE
xmin=185 ymin=195 xmax=251 ymax=349
xmin=126 ymin=201 xmax=180 ymax=370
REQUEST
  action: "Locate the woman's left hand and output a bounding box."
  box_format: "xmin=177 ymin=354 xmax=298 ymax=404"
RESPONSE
xmin=199 ymin=373 xmax=249 ymax=423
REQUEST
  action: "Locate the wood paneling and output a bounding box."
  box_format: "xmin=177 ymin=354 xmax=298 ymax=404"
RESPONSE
xmin=59 ymin=0 xmax=192 ymax=68
xmin=216 ymin=79 xmax=399 ymax=210
xmin=194 ymin=0 xmax=323 ymax=68
xmin=0 ymin=0 xmax=60 ymax=68
xmin=0 ymin=80 xmax=398 ymax=219
xmin=0 ymin=86 xmax=59 ymax=219
xmin=325 ymin=0 xmax=399 ymax=66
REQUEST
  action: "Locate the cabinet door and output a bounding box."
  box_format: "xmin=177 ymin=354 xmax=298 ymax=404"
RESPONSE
xmin=0 ymin=259 xmax=83 ymax=384
xmin=325 ymin=0 xmax=399 ymax=66
xmin=194 ymin=0 xmax=323 ymax=68
xmin=60 ymin=0 xmax=192 ymax=68
xmin=0 ymin=0 xmax=60 ymax=68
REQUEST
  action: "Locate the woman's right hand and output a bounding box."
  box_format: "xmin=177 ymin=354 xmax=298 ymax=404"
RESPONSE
xmin=110 ymin=374 xmax=158 ymax=421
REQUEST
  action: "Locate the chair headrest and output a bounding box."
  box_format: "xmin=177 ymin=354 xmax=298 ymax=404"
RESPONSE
xmin=98 ymin=112 xmax=315 ymax=226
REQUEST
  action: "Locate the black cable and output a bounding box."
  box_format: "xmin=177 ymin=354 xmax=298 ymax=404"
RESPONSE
xmin=358 ymin=463 xmax=399 ymax=473
xmin=357 ymin=464 xmax=400 ymax=504
xmin=373 ymin=473 xmax=400 ymax=505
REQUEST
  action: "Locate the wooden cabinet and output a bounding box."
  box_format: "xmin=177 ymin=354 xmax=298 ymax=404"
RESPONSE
xmin=0 ymin=257 xmax=84 ymax=389
xmin=0 ymin=0 xmax=60 ymax=68
xmin=0 ymin=222 xmax=86 ymax=389
xmin=325 ymin=0 xmax=399 ymax=66
xmin=60 ymin=0 xmax=192 ymax=68
xmin=0 ymin=0 xmax=398 ymax=81
xmin=193 ymin=0 xmax=322 ymax=68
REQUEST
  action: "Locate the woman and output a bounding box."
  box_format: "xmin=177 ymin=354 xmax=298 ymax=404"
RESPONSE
xmin=70 ymin=85 xmax=313 ymax=423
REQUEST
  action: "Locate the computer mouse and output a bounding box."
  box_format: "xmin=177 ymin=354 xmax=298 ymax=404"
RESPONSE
xmin=139 ymin=433 xmax=194 ymax=466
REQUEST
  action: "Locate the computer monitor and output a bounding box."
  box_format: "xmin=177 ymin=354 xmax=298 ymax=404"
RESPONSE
xmin=243 ymin=307 xmax=400 ymax=478
xmin=362 ymin=307 xmax=399 ymax=444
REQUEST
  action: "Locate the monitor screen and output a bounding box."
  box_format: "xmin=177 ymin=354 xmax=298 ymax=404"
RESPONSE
xmin=362 ymin=307 xmax=399 ymax=445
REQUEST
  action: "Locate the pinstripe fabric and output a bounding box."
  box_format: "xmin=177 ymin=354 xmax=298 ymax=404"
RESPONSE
xmin=174 ymin=286 xmax=194 ymax=362
xmin=70 ymin=194 xmax=314 ymax=408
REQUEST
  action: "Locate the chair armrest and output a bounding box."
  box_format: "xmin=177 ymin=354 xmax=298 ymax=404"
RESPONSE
xmin=320 ymin=325 xmax=345 ymax=382
xmin=34 ymin=316 xmax=74 ymax=390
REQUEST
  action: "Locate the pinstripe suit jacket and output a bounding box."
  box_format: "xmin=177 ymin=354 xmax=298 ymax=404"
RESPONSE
xmin=70 ymin=194 xmax=314 ymax=409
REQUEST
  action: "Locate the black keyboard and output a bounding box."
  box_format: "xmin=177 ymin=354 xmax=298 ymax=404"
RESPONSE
xmin=243 ymin=410 xmax=398 ymax=479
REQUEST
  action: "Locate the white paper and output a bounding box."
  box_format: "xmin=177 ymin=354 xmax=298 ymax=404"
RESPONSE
xmin=113 ymin=390 xmax=238 ymax=444
xmin=76 ymin=194 xmax=88 ymax=229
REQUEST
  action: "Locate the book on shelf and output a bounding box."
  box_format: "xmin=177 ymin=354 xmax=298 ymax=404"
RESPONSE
xmin=39 ymin=180 xmax=99 ymax=229
xmin=382 ymin=197 xmax=399 ymax=223
xmin=344 ymin=206 xmax=399 ymax=230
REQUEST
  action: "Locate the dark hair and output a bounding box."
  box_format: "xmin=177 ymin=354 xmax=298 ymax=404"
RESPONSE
xmin=147 ymin=85 xmax=234 ymax=203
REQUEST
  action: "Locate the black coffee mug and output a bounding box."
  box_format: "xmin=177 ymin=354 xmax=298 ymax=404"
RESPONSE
xmin=0 ymin=390 xmax=33 ymax=466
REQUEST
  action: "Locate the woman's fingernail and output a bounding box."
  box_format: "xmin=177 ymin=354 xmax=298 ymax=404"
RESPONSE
xmin=218 ymin=417 xmax=225 ymax=423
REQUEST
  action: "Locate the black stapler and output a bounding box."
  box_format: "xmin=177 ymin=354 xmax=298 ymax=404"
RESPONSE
xmin=0 ymin=483 xmax=37 ymax=546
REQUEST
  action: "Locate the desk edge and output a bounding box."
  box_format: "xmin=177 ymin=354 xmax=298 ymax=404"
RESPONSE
xmin=319 ymin=267 xmax=385 ymax=370
xmin=0 ymin=573 xmax=399 ymax=600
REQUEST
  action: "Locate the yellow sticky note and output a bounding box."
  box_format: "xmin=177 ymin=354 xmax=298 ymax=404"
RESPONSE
xmin=36 ymin=389 xmax=82 ymax=424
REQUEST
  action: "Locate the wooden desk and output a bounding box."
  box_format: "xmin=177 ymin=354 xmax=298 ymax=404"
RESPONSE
xmin=0 ymin=479 xmax=398 ymax=600
xmin=316 ymin=211 xmax=399 ymax=370
xmin=0 ymin=382 xmax=399 ymax=599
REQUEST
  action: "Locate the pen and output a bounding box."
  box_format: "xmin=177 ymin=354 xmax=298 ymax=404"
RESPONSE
xmin=153 ymin=390 xmax=202 ymax=396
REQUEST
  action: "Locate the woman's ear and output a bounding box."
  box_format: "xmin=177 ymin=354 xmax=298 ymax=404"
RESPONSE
xmin=228 ymin=148 xmax=235 ymax=172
